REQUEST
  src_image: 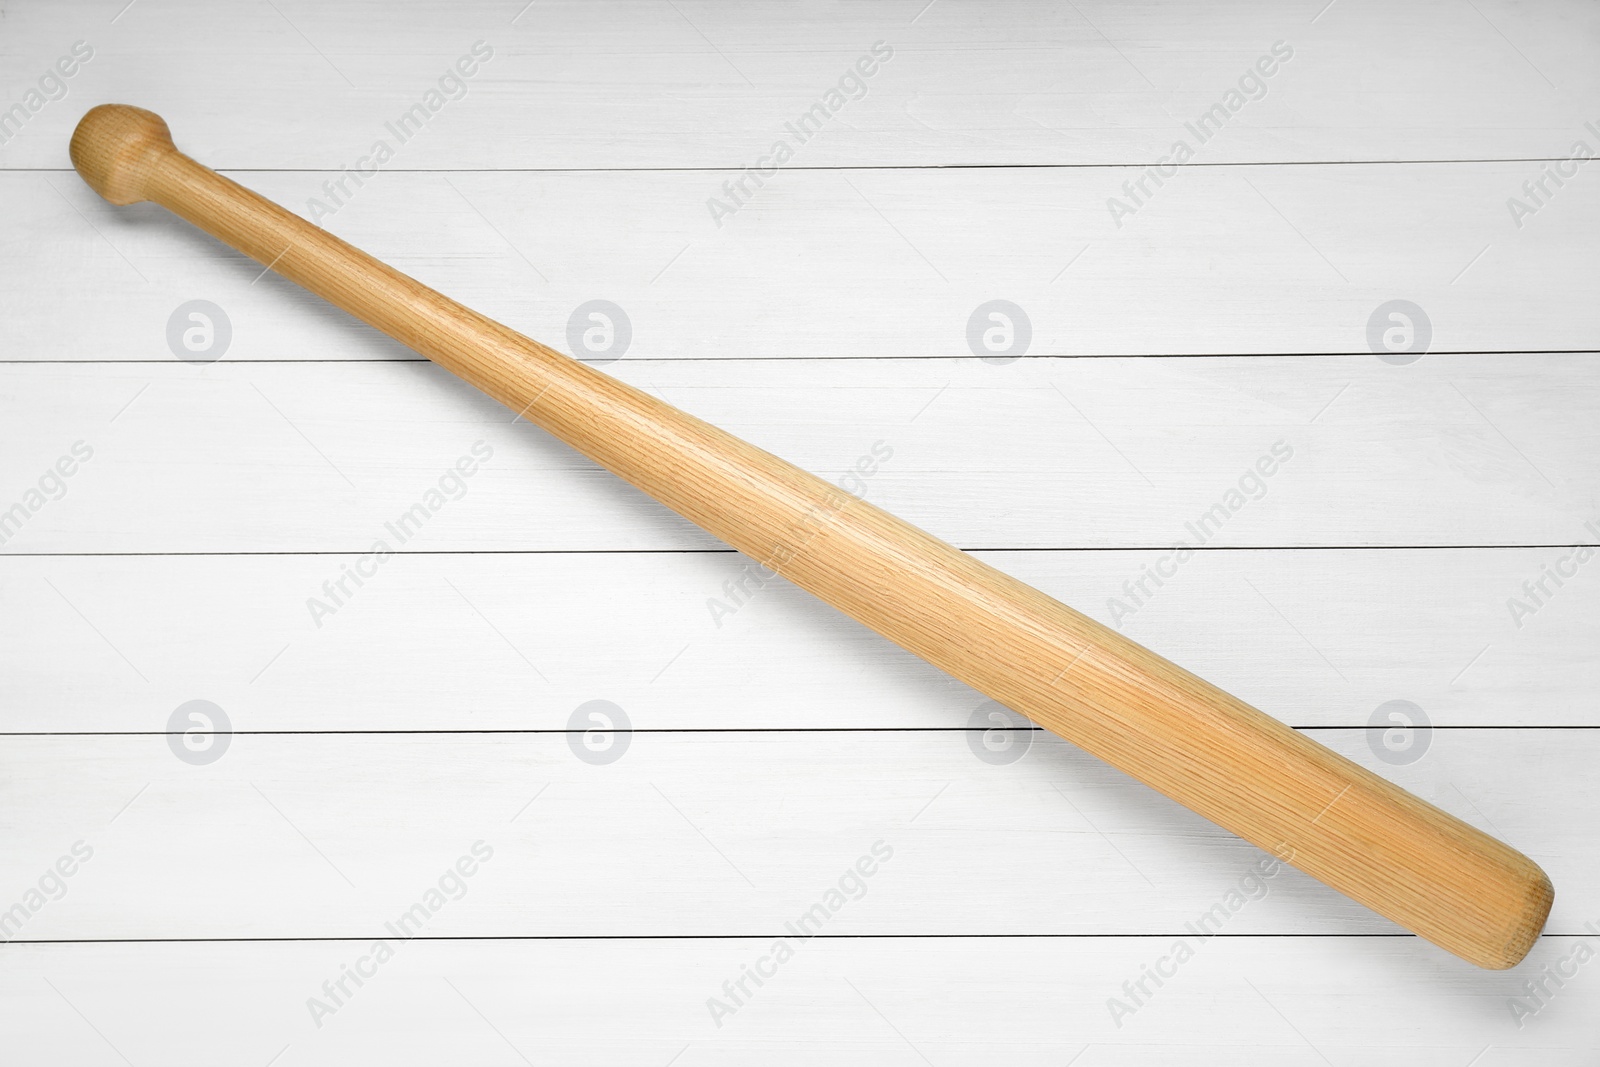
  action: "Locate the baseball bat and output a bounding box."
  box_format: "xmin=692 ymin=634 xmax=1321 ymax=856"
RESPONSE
xmin=69 ymin=104 xmax=1552 ymax=968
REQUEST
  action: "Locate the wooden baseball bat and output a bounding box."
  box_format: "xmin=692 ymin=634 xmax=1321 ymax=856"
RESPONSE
xmin=69 ymin=104 xmax=1552 ymax=969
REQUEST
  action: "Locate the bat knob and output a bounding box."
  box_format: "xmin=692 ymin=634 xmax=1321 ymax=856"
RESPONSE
xmin=70 ymin=104 xmax=178 ymax=205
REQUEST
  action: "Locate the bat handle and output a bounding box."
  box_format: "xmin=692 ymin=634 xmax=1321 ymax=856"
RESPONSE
xmin=70 ymin=105 xmax=1554 ymax=970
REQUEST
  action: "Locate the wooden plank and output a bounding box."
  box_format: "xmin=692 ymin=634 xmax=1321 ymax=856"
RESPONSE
xmin=8 ymin=158 xmax=1600 ymax=360
xmin=0 ymin=731 xmax=1589 ymax=941
xmin=2 ymin=934 xmax=1597 ymax=1064
xmin=0 ymin=356 xmax=1593 ymax=553
xmin=2 ymin=546 xmax=1596 ymax=732
xmin=3 ymin=0 xmax=1596 ymax=169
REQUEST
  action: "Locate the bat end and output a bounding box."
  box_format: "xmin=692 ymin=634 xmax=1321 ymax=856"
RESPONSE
xmin=70 ymin=104 xmax=177 ymax=206
xmin=1480 ymin=861 xmax=1554 ymax=970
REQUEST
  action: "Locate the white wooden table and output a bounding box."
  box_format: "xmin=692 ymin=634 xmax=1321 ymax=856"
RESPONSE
xmin=3 ymin=1 xmax=1598 ymax=1062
